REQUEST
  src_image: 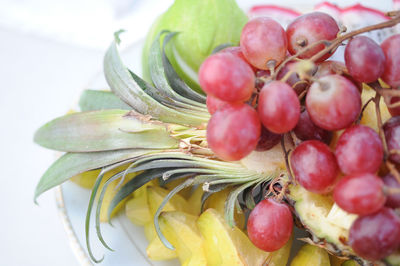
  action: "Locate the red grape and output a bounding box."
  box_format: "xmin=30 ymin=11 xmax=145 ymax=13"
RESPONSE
xmin=256 ymin=127 xmax=282 ymax=151
xmin=344 ymin=36 xmax=386 ymax=83
xmin=306 ymin=75 xmax=361 ymax=131
xmin=286 ymin=12 xmax=339 ymax=62
xmin=199 ymin=53 xmax=254 ymax=102
xmin=383 ymin=116 xmax=400 ymax=164
xmin=293 ymin=109 xmax=333 ymax=144
xmin=240 ymin=17 xmax=287 ymax=69
xmin=247 ymin=199 xmax=293 ymax=252
xmin=290 ymin=140 xmax=339 ymax=194
xmin=206 ymin=95 xmax=230 ymax=115
xmin=314 ymin=60 xmax=346 ymax=78
xmin=220 ymin=46 xmax=257 ymax=72
xmin=276 ymin=61 xmax=308 ymax=95
xmin=381 ymin=34 xmax=400 ymax=87
xmin=335 ymin=125 xmax=383 ymax=175
xmin=349 ymin=208 xmax=400 ymax=261
xmin=257 ymin=81 xmax=300 ymax=134
xmin=333 ymin=173 xmax=386 ymax=215
xmin=383 ymin=174 xmax=400 ymax=209
xmin=314 ymin=60 xmax=362 ymax=92
xmin=207 ymin=104 xmax=261 ymax=161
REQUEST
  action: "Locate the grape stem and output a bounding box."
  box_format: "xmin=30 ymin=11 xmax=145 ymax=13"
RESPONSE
xmin=356 ymin=97 xmax=374 ymax=124
xmin=280 ymin=135 xmax=294 ymax=183
xmin=370 ymin=82 xmax=400 ymax=183
xmin=310 ymin=13 xmax=400 ymax=62
xmin=273 ymin=12 xmax=400 ymax=79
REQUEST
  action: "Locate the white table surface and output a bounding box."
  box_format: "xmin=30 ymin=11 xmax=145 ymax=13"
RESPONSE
xmin=0 ymin=0 xmax=394 ymax=265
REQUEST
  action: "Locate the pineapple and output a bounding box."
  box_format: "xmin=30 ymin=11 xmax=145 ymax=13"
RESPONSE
xmin=33 ymin=1 xmax=400 ymax=265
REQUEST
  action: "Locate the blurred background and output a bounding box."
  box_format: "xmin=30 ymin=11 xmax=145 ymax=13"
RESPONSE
xmin=0 ymin=0 xmax=395 ymax=265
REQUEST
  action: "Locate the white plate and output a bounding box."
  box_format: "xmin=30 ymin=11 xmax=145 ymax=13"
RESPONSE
xmin=54 ymin=1 xmax=391 ymax=265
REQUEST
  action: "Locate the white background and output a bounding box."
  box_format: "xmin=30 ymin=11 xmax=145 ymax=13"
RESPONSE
xmin=0 ymin=0 xmax=394 ymax=265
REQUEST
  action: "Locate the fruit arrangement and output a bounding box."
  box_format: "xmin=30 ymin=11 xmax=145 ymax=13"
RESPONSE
xmin=34 ymin=0 xmax=400 ymax=265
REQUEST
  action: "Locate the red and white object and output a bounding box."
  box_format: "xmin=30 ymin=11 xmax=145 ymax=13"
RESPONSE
xmin=248 ymin=5 xmax=300 ymax=28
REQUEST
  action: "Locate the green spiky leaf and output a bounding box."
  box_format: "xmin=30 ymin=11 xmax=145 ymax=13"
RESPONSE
xmin=79 ymin=89 xmax=131 ymax=111
xmin=34 ymin=109 xmax=179 ymax=152
xmin=34 ymin=149 xmax=152 ymax=202
xmin=104 ymin=41 xmax=208 ymax=126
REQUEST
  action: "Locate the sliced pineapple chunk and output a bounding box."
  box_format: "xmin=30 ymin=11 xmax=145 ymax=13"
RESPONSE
xmin=126 ymin=179 xmax=157 ymax=225
xmin=204 ymin=188 xmax=245 ymax=229
xmin=145 ymin=185 xmax=193 ymax=261
xmin=187 ymin=186 xmax=203 ymax=216
xmin=291 ymin=244 xmax=330 ymax=266
xmin=159 ymin=211 xmax=207 ymax=266
xmin=70 ymin=169 xmax=100 ymax=189
xmin=147 ymin=186 xmax=191 ymax=216
xmin=145 ymin=222 xmax=177 ymax=260
xmin=125 ymin=196 xmax=151 ymax=226
xmin=289 ymin=185 xmax=357 ymax=253
xmin=329 ymin=254 xmax=346 ymax=266
xmin=342 ymin=260 xmax=360 ymax=266
xmin=197 ymin=208 xmax=292 ymax=266
xmin=99 ymin=172 xmax=135 ymax=222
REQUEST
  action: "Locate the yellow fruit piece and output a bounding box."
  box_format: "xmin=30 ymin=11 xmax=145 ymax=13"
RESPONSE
xmin=147 ymin=186 xmax=191 ymax=217
xmin=267 ymin=233 xmax=293 ymax=266
xmin=164 ymin=179 xmax=193 ymax=199
xmin=145 ymin=222 xmax=177 ymax=260
xmin=341 ymin=260 xmax=359 ymax=266
xmin=204 ymin=188 xmax=245 ymax=229
xmin=197 ymin=208 xmax=247 ymax=265
xmin=71 ymin=166 xmax=137 ymax=222
xmin=126 ymin=178 xmax=158 ymax=225
xmin=290 ymin=244 xmax=331 ymax=266
xmin=125 ymin=196 xmax=151 ymax=226
xmin=159 ymin=211 xmax=207 ymax=266
xmin=330 ymin=255 xmax=346 ymax=266
xmin=360 ymin=85 xmax=391 ymax=132
xmin=70 ymin=169 xmax=100 ymax=189
xmin=197 ymin=208 xmax=292 ymax=266
xmin=132 ymin=178 xmax=156 ymax=198
xmin=187 ymin=186 xmax=204 ymax=216
xmin=99 ymin=169 xmax=136 ymax=223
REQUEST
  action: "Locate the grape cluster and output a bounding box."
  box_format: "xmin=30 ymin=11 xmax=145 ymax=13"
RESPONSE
xmin=199 ymin=11 xmax=400 ymax=259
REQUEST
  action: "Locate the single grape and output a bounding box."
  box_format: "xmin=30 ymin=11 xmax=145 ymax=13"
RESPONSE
xmin=276 ymin=61 xmax=308 ymax=95
xmin=381 ymin=34 xmax=400 ymax=87
xmin=206 ymin=95 xmax=230 ymax=115
xmin=314 ymin=60 xmax=345 ymax=78
xmin=220 ymin=46 xmax=257 ymax=72
xmin=382 ymin=174 xmax=400 ymax=208
xmin=256 ymin=127 xmax=282 ymax=151
xmin=388 ymin=96 xmax=400 ymax=117
xmin=240 ymin=17 xmax=287 ymax=69
xmin=257 ymin=81 xmax=300 ymax=134
xmin=314 ymin=60 xmax=362 ymax=92
xmin=344 ymin=36 xmax=386 ymax=83
xmin=335 ymin=125 xmax=383 ymax=175
xmin=349 ymin=208 xmax=400 ymax=261
xmin=333 ymin=173 xmax=386 ymax=215
xmin=286 ymin=12 xmax=339 ymax=62
xmin=199 ymin=53 xmax=254 ymax=102
xmin=306 ymin=75 xmax=361 ymax=131
xmin=293 ymin=109 xmax=333 ymax=144
xmin=247 ymin=198 xmax=293 ymax=252
xmin=290 ymin=140 xmax=339 ymax=194
xmin=383 ymin=116 xmax=400 ymax=164
xmin=207 ymin=104 xmax=261 ymax=161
